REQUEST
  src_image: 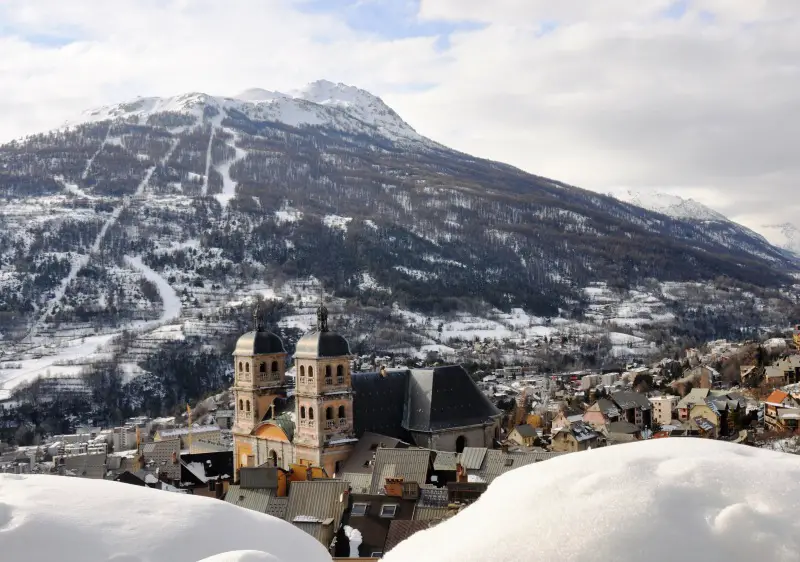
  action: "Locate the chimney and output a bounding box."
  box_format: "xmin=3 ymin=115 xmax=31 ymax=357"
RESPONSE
xmin=501 ymin=442 xmax=509 ymax=454
xmin=384 ymin=477 xmax=404 ymax=497
xmin=455 ymin=463 xmax=467 ymax=483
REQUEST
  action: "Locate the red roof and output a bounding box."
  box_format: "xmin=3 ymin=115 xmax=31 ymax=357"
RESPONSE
xmin=766 ymin=390 xmax=789 ymax=405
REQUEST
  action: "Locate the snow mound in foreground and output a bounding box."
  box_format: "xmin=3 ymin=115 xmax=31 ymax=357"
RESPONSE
xmin=0 ymin=474 xmax=331 ymax=562
xmin=197 ymin=552 xmax=281 ymax=562
xmin=385 ymin=439 xmax=800 ymax=562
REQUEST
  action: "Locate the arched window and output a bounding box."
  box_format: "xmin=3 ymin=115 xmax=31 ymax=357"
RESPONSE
xmin=238 ymin=362 xmax=243 ymax=372
xmin=325 ymin=365 xmax=332 ymax=378
xmin=269 ymin=450 xmax=278 ymax=467
xmin=259 ymin=362 xmax=266 ymax=373
xmin=308 ymin=366 xmax=314 ymax=378
xmin=309 ymin=407 xmax=314 ymax=420
xmin=239 ymin=399 xmax=243 ymax=411
xmin=338 ymin=405 xmax=346 ymax=419
xmin=246 ymin=400 xmax=251 ymax=412
xmin=271 ymin=361 xmax=279 ymax=372
xmin=326 ymin=407 xmax=334 ymax=420
xmin=245 ymin=363 xmax=250 ymax=372
xmin=336 ymin=365 xmax=344 ymax=378
xmin=456 ymin=435 xmax=467 ymax=454
xmin=300 ymin=406 xmax=306 ymax=419
xmin=300 ymin=365 xmax=305 ymax=377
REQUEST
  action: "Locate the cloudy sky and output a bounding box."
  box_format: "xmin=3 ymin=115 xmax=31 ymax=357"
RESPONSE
xmin=1 ymin=0 xmax=798 ymax=242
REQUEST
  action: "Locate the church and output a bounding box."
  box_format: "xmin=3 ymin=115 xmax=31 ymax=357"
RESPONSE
xmin=231 ymin=303 xmax=502 ymax=478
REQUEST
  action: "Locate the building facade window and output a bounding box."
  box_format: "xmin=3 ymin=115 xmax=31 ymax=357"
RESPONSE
xmin=326 ymin=407 xmax=334 ymax=420
xmin=259 ymin=362 xmax=266 ymax=373
xmin=309 ymin=407 xmax=314 ymax=420
xmin=338 ymin=405 xmax=346 ymax=420
xmin=300 ymin=406 xmax=306 ymax=419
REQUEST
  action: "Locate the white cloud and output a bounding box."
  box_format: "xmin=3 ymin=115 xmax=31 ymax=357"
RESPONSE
xmin=1 ymin=0 xmax=799 ymax=240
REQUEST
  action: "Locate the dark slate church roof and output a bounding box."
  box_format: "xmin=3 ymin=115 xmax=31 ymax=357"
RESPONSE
xmin=234 ymin=329 xmax=286 ymax=356
xmin=351 ymin=366 xmax=502 ymax=439
xmin=294 ymin=330 xmax=351 ymax=359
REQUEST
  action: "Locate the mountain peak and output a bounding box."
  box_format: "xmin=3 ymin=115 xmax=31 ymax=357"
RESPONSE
xmin=67 ymin=80 xmax=426 ymax=145
xmin=610 ymin=189 xmax=728 ymax=222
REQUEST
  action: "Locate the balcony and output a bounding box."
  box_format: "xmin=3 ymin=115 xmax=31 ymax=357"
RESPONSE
xmin=337 ymin=377 xmax=344 ymax=384
xmin=338 ymin=418 xmax=347 ymax=426
xmin=325 ymin=378 xmax=333 ymax=386
xmin=325 ymin=420 xmax=335 ymax=429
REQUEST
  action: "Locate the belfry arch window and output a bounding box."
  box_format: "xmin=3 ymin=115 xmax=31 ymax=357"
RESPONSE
xmin=308 ymin=366 xmax=314 ymax=378
xmin=272 ymin=361 xmax=279 ymax=372
xmin=309 ymin=407 xmax=315 ymax=420
xmin=238 ymin=362 xmax=243 ymax=372
xmin=326 ymin=407 xmax=334 ymax=420
xmin=246 ymin=400 xmax=251 ymax=412
xmin=245 ymin=363 xmax=250 ymax=372
xmin=336 ymin=365 xmax=344 ymax=378
xmin=300 ymin=406 xmax=306 ymax=419
xmin=259 ymin=363 xmax=266 ymax=373
xmin=338 ymin=405 xmax=346 ymax=419
xmin=239 ymin=399 xmax=243 ymax=411
xmin=325 ymin=365 xmax=332 ymax=378
xmin=300 ymin=366 xmax=305 ymax=377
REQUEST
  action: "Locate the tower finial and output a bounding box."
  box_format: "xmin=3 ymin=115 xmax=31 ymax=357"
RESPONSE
xmin=317 ymin=286 xmax=328 ymax=332
xmin=252 ymin=304 xmax=262 ymax=331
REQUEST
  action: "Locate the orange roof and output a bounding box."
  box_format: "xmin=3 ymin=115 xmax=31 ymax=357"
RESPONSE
xmin=766 ymin=390 xmax=789 ymax=405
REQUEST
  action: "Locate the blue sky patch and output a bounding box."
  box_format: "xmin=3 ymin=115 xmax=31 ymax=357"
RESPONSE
xmin=297 ymin=0 xmax=484 ymax=42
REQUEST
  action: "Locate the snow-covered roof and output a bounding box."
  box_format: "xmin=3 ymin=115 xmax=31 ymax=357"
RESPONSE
xmin=382 ymin=439 xmax=800 ymax=562
xmin=0 ymin=473 xmax=330 ymax=562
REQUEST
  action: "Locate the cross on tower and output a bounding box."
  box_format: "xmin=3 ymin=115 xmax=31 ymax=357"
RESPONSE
xmin=252 ymin=305 xmax=262 ymax=331
xmin=317 ymin=287 xmax=328 ymax=332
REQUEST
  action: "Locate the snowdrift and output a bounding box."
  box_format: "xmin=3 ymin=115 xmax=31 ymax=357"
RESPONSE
xmin=384 ymin=438 xmax=800 ymax=562
xmin=0 ymin=474 xmax=331 ymax=562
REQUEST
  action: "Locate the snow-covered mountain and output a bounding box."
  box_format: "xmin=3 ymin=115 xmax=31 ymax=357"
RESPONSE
xmin=2 ymin=80 xmax=800 ymax=407
xmin=760 ymin=222 xmax=800 ymax=256
xmin=610 ymin=188 xmax=728 ymax=221
xmin=610 ymin=188 xmax=799 ymax=263
xmin=69 ymin=79 xmax=428 ymax=145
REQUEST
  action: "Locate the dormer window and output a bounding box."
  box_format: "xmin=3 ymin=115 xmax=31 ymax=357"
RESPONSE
xmin=351 ymin=503 xmax=368 ymax=517
xmin=380 ymin=504 xmax=398 ymax=518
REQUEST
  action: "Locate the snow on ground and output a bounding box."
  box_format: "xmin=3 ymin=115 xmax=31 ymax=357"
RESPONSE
xmin=0 ymin=474 xmax=331 ymax=562
xmin=384 ymin=439 xmax=800 ymax=562
xmin=322 ymin=214 xmax=352 ymax=233
xmin=124 ymin=255 xmax=182 ymax=324
xmin=275 ymin=206 xmax=303 ymax=224
xmin=198 ymin=552 xmax=283 ymax=562
xmin=0 ymin=334 xmax=116 ymax=399
xmin=357 ymin=272 xmax=390 ymax=293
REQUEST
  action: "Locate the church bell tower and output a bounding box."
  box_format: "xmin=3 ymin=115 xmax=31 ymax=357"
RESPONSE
xmin=231 ymin=307 xmax=288 ymax=478
xmin=293 ymin=301 xmax=357 ymax=476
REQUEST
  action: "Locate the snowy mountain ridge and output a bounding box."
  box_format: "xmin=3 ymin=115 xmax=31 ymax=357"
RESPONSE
xmin=611 ymin=189 xmax=800 ymax=258
xmin=759 ymin=222 xmax=800 ymax=256
xmin=67 ymin=79 xmax=428 ymax=145
xmin=610 ymin=188 xmax=728 ymax=221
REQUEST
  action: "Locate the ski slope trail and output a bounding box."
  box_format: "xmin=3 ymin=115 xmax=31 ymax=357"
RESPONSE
xmin=82 ymin=123 xmax=112 ymax=180
xmin=201 ymin=127 xmax=216 ymax=196
xmin=124 ymin=255 xmax=182 ymax=327
xmin=27 ymin=138 xmax=181 ymax=340
xmin=215 ymin=133 xmax=247 ymax=207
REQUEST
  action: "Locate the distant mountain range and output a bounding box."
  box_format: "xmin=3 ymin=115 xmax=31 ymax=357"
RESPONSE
xmin=1 ymin=80 xmax=798 ymax=347
xmin=611 ymin=188 xmax=800 ymax=259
